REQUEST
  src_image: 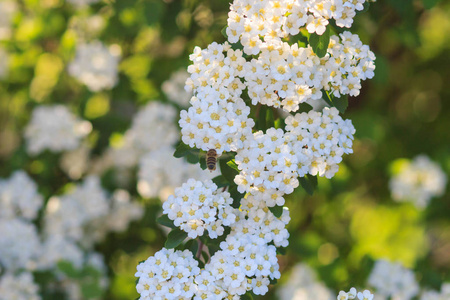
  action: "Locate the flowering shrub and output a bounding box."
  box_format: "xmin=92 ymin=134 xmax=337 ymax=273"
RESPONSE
xmin=0 ymin=0 xmax=448 ymax=299
xmin=135 ymin=0 xmax=379 ymax=298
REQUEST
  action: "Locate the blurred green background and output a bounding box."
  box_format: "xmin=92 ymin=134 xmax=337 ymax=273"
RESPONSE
xmin=0 ymin=0 xmax=449 ymax=299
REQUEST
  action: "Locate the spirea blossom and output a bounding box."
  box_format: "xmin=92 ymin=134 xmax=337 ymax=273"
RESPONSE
xmin=389 ymin=155 xmax=447 ymax=208
xmin=241 ymin=34 xmax=375 ymax=112
xmin=337 ymin=287 xmax=374 ymax=300
xmin=37 ymin=236 xmax=84 ymax=270
xmin=277 ymin=263 xmax=334 ymax=300
xmin=162 ymin=179 xmax=237 ymax=239
xmin=0 ymin=171 xmax=43 ymax=220
xmin=0 ymin=218 xmax=41 ymax=271
xmin=196 ymin=233 xmax=280 ymax=298
xmin=135 ymin=248 xmax=200 ymax=300
xmin=0 ymin=272 xmax=41 ymax=300
xmin=227 ymin=0 xmax=370 ymax=42
xmin=234 ymin=194 xmax=290 ymax=247
xmin=162 ymin=69 xmax=192 ymax=107
xmin=43 ymin=176 xmax=110 ymax=244
xmin=420 ymin=283 xmax=450 ymax=300
xmin=182 ymin=42 xmax=255 ymax=154
xmin=368 ymin=260 xmax=419 ymax=300
xmin=68 ymin=41 xmax=120 ymax=92
xmin=138 ymin=146 xmax=219 ymax=200
xmin=234 ymin=107 xmax=355 ymax=199
xmin=111 ymin=101 xmax=179 ymax=168
xmin=24 ymin=105 xmax=92 ymax=155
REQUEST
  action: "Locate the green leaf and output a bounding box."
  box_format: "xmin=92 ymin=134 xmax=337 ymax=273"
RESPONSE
xmin=308 ymin=26 xmax=330 ymax=58
xmin=333 ymin=95 xmax=349 ymax=114
xmin=269 ymin=205 xmax=283 ymax=218
xmin=270 ymin=278 xmax=278 ymax=285
xmin=221 ymin=26 xmax=228 ymax=38
xmin=307 ymin=174 xmax=318 ymax=189
xmin=226 ymin=159 xmax=239 ymax=172
xmin=258 ymin=105 xmax=268 ymax=131
xmin=276 ymin=247 xmax=287 ymax=255
xmin=201 ymin=251 xmax=210 ymax=263
xmin=165 ymin=228 xmax=188 ymax=249
xmin=212 ymin=175 xmax=229 ymax=188
xmin=266 ymin=107 xmax=274 ymax=129
xmin=322 ymin=90 xmax=349 ymax=114
xmin=156 ymin=214 xmax=176 ymax=229
xmin=220 ymin=158 xmax=239 ymax=184
xmin=229 ymin=184 xmax=243 ymax=208
xmin=173 ymin=142 xmax=200 ymax=164
xmin=184 ymin=239 xmax=199 ymax=257
xmin=299 ymin=176 xmax=316 ymax=195
xmin=274 ymin=118 xmax=285 ymax=130
xmin=298 ymin=102 xmax=313 ymax=113
xmin=57 ymin=261 xmax=80 ymax=279
xmin=241 ymin=292 xmax=254 ymax=300
xmin=199 ymin=151 xmax=207 ymax=170
xmin=173 ymin=142 xmax=191 ymax=158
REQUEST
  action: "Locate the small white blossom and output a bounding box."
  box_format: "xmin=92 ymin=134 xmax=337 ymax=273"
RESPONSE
xmin=68 ymin=41 xmax=121 ymax=91
xmin=368 ymin=260 xmax=419 ymax=300
xmin=390 ymin=155 xmax=447 ymax=208
xmin=24 ymin=105 xmax=92 ymax=155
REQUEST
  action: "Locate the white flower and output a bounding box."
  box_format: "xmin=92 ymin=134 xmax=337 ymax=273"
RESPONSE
xmin=0 ymin=219 xmax=41 ymax=271
xmin=24 ymin=105 xmax=92 ymax=155
xmin=163 ymin=179 xmax=236 ymax=239
xmin=68 ymin=41 xmax=120 ymax=91
xmin=135 ymin=248 xmax=200 ymax=300
xmin=0 ymin=171 xmax=43 ymax=221
xmin=0 ymin=272 xmax=41 ymax=300
xmin=277 ymin=263 xmax=334 ymax=300
xmin=368 ymin=260 xmax=419 ymax=300
xmin=389 ymin=155 xmax=447 ymax=208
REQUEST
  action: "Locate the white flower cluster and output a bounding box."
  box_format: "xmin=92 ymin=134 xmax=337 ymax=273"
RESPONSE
xmin=163 ymin=179 xmax=237 ymax=239
xmin=111 ymin=102 xmax=179 ymax=168
xmin=0 ymin=218 xmax=41 ymax=271
xmin=234 ymin=107 xmax=355 ymax=201
xmin=135 ymin=248 xmax=200 ymax=300
xmin=277 ymin=263 xmax=334 ymax=300
xmin=242 ymin=34 xmax=375 ymax=112
xmin=420 ymin=283 xmax=450 ymax=300
xmin=368 ymin=260 xmax=419 ymax=300
xmin=162 ymin=69 xmax=192 ymax=107
xmin=68 ymin=41 xmax=120 ymax=92
xmin=235 ymin=194 xmax=290 ymax=247
xmin=0 ymin=171 xmax=43 ymax=220
xmin=0 ymin=272 xmax=41 ymax=300
xmin=24 ymin=105 xmax=92 ymax=155
xmin=389 ymin=155 xmax=447 ymax=208
xmin=227 ymin=0 xmax=370 ymax=41
xmin=138 ymin=146 xmax=218 ymax=201
xmin=197 ymin=234 xmax=280 ymax=298
xmin=337 ymin=287 xmax=374 ymax=300
xmin=182 ymin=42 xmax=255 ymax=154
xmin=43 ymin=176 xmax=143 ymax=250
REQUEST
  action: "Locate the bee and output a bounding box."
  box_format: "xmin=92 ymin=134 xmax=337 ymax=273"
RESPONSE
xmin=206 ymin=149 xmax=219 ymax=172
